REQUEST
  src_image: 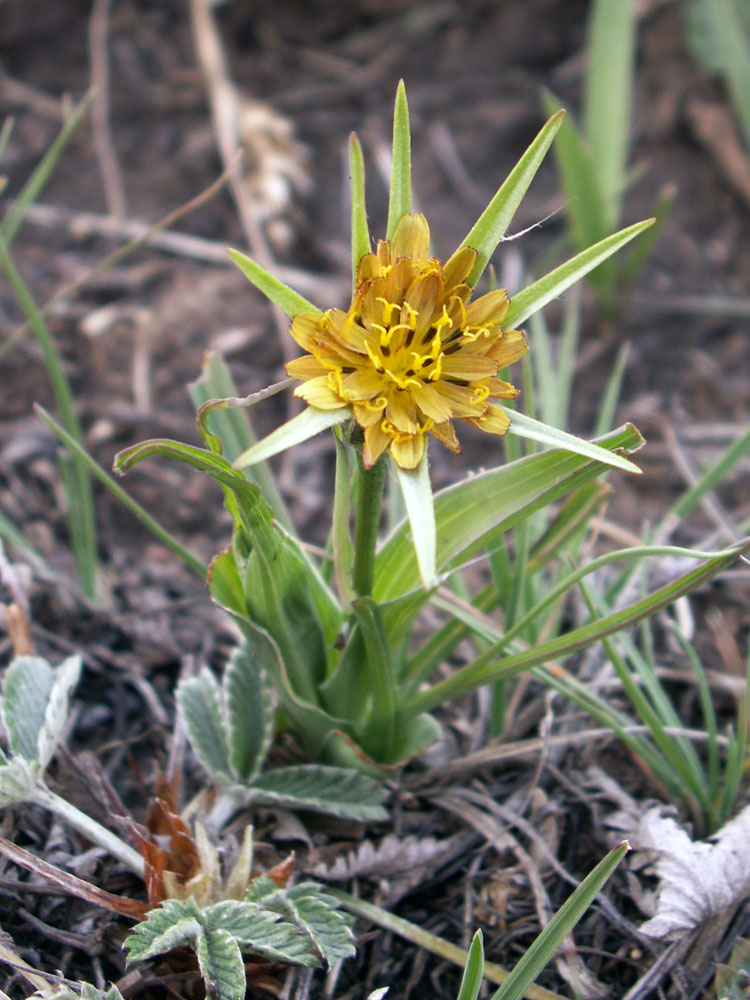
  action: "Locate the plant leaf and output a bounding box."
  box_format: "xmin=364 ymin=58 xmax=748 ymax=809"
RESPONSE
xmin=489 ymin=842 xmax=629 ymax=1000
xmin=207 ymin=900 xmax=318 ymax=966
xmin=502 ymin=407 xmax=641 ymax=473
xmin=234 ymin=407 xmax=350 ymax=469
xmin=460 ymin=111 xmax=565 ymax=287
xmin=36 ymin=654 xmax=82 ymax=770
xmin=374 ymin=423 xmax=644 ymax=601
xmin=248 ymin=764 xmax=388 ymax=821
xmin=386 ymin=81 xmax=411 ymax=240
xmin=228 ymin=249 xmax=322 ymax=319
xmin=177 ymin=670 xmax=232 ymax=782
xmin=195 ymin=927 xmax=247 ymax=1000
xmin=457 ymin=930 xmax=485 ymax=1000
xmin=279 ymin=882 xmax=356 ymax=965
xmin=504 ymin=218 xmax=654 ymax=328
xmin=225 ymin=643 xmax=274 ymax=783
xmin=125 ymin=898 xmax=203 ymax=962
xmin=1 ymin=655 xmax=54 ymax=762
xmin=0 ymin=758 xmax=35 ymax=806
xmin=393 ymin=452 xmax=437 ymax=590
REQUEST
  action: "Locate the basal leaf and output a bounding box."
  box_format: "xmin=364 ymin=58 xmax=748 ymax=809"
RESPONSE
xmin=177 ymin=670 xmax=232 ymax=782
xmin=248 ymin=764 xmax=388 ymax=821
xmin=1 ymin=655 xmax=54 ymax=762
xmin=225 ymin=643 xmax=274 ymax=783
xmin=282 ymin=883 xmax=356 ymax=965
xmin=207 ymin=900 xmax=317 ymax=966
xmin=37 ymin=654 xmax=82 ymax=770
xmin=0 ymin=758 xmax=35 ymax=806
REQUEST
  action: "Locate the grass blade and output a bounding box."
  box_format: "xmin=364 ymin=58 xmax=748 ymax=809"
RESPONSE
xmin=349 ymin=132 xmax=370 ymax=285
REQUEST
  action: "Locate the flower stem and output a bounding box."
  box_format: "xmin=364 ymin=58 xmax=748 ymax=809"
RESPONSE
xmin=30 ymin=783 xmax=145 ymax=876
xmin=352 ymin=456 xmax=387 ymax=597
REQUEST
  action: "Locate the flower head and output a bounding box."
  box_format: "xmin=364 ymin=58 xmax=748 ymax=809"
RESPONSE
xmin=286 ymin=213 xmax=528 ymax=470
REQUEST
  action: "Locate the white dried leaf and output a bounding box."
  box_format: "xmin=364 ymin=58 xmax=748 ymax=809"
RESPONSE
xmin=631 ymin=803 xmax=750 ymax=939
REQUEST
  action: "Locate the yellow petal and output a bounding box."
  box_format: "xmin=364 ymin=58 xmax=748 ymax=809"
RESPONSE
xmin=390 ymin=432 xmax=425 ymax=470
xmin=342 ymin=367 xmax=384 ymax=399
xmin=391 ymin=213 xmax=430 ymax=262
xmin=440 ymin=354 xmax=498 ymax=380
xmin=353 ymin=399 xmax=386 ymax=427
xmin=286 ymin=355 xmax=328 ymax=379
xmin=385 ymin=388 xmax=418 ymax=434
xmin=403 ymin=271 xmax=441 ymax=337
xmin=295 ymin=378 xmax=346 ymax=410
xmin=467 ymin=405 xmax=511 ymax=436
xmin=487 ymin=329 xmax=528 ymax=367
xmin=433 ymin=381 xmax=486 ymax=417
xmin=356 ymin=252 xmax=382 ymax=284
xmin=363 ymin=421 xmax=391 ymax=467
xmin=430 ymin=419 xmax=461 ymax=453
xmin=289 ymin=313 xmax=323 ymax=352
xmin=487 ymin=378 xmax=521 ymax=400
xmin=465 ymin=288 xmax=509 ymax=326
xmin=443 ymin=245 xmax=476 ymax=291
xmin=411 ymin=382 xmax=454 ymax=423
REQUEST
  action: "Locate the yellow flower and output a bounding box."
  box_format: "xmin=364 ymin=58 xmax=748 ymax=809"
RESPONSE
xmin=286 ymin=213 xmax=528 ymax=470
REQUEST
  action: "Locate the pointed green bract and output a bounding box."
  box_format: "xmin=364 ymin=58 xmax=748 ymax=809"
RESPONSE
xmin=503 ymin=407 xmax=641 ymax=473
xmin=349 ymin=133 xmax=370 ymax=286
xmin=504 ymin=218 xmax=654 ymax=328
xmin=228 ymin=248 xmax=322 ymax=319
xmin=460 ymin=111 xmax=565 ymax=287
xmin=386 ymin=80 xmax=411 ymax=240
xmin=394 ymin=452 xmax=437 ymax=590
xmin=234 ymin=407 xmax=349 ymax=469
xmin=457 ymin=931 xmax=485 ymax=1000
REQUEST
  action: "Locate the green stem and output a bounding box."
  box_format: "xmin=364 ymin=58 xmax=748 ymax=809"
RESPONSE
xmin=31 ymin=784 xmax=145 ymax=876
xmin=352 ymin=456 xmax=387 ymax=597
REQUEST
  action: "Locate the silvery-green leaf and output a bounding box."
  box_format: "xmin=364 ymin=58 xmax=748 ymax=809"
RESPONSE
xmin=248 ymin=764 xmax=388 ymax=821
xmin=177 ymin=670 xmax=232 ymax=782
xmin=195 ymin=928 xmax=246 ymax=1000
xmin=37 ymin=654 xmax=82 ymax=770
xmin=0 ymin=757 xmax=35 ymax=805
xmin=225 ymin=643 xmax=273 ymax=783
xmin=1 ymin=656 xmax=54 ymax=762
xmin=125 ymin=898 xmax=204 ymax=962
xmin=207 ymin=900 xmax=318 ymax=966
xmin=283 ymin=883 xmax=356 ymax=965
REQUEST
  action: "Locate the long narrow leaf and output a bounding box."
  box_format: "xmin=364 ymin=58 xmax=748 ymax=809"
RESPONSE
xmin=504 ymin=219 xmax=654 ymax=328
xmin=490 ymin=843 xmax=629 ymax=1000
xmin=403 ymin=539 xmax=750 ymax=717
xmin=393 ymin=452 xmax=437 ymax=589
